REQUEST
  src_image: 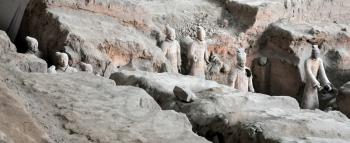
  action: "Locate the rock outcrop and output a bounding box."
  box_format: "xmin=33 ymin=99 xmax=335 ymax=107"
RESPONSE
xmin=0 ymin=78 xmax=50 ymax=143
xmin=225 ymin=0 xmax=350 ymax=33
xmin=0 ymin=30 xmax=47 ymax=73
xmin=339 ymin=81 xmax=350 ymax=118
xmin=0 ymin=65 xmax=209 ymax=143
xmin=110 ymin=70 xmax=350 ymax=143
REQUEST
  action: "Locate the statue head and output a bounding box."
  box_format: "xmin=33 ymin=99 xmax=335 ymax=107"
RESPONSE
xmin=311 ymin=45 xmax=320 ymax=59
xmin=25 ymin=36 xmax=38 ymax=53
xmin=236 ymin=48 xmax=246 ymax=68
xmin=56 ymin=52 xmax=69 ymax=68
xmin=196 ymin=26 xmax=206 ymax=41
xmin=165 ymin=25 xmax=176 ymax=41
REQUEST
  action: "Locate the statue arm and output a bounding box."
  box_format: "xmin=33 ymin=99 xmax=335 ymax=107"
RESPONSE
xmin=160 ymin=42 xmax=167 ymax=56
xmin=318 ymin=59 xmax=331 ymax=85
xmin=305 ymin=60 xmax=320 ymax=87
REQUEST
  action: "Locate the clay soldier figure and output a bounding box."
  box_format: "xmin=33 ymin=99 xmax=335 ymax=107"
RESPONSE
xmin=55 ymin=52 xmax=78 ymax=73
xmin=188 ymin=26 xmax=209 ymax=78
xmin=161 ymin=25 xmax=181 ymax=73
xmin=302 ymin=45 xmax=332 ymax=109
xmin=25 ymin=36 xmax=40 ymax=57
xmin=228 ymin=48 xmax=254 ymax=92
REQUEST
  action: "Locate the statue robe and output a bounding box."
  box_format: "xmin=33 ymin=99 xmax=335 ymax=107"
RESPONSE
xmin=188 ymin=40 xmax=208 ymax=78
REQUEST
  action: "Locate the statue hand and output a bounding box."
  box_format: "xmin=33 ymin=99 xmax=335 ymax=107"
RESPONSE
xmin=314 ymin=81 xmax=321 ymax=90
xmin=324 ymin=84 xmax=332 ymax=91
xmin=313 ymin=81 xmax=320 ymax=88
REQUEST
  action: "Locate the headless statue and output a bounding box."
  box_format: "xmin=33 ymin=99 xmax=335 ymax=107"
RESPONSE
xmin=228 ymin=48 xmax=254 ymax=92
xmin=80 ymin=62 xmax=93 ymax=73
xmin=302 ymin=45 xmax=332 ymax=109
xmin=161 ymin=25 xmax=181 ymax=73
xmin=55 ymin=52 xmax=77 ymax=73
xmin=25 ymin=36 xmax=40 ymax=57
xmin=188 ymin=26 xmax=209 ymax=78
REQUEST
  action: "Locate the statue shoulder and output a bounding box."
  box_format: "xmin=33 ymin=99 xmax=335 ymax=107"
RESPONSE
xmin=305 ymin=58 xmax=313 ymax=64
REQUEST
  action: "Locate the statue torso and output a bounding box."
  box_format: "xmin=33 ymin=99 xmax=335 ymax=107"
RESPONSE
xmin=306 ymin=58 xmax=321 ymax=79
xmin=191 ymin=40 xmax=207 ymax=66
xmin=233 ymin=67 xmax=249 ymax=92
xmin=163 ymin=40 xmax=179 ymax=66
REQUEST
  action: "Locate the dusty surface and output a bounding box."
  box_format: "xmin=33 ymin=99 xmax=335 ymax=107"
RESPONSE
xmin=110 ymin=70 xmax=350 ymax=143
xmin=0 ymin=66 xmax=209 ymax=143
xmin=0 ymin=78 xmax=50 ymax=143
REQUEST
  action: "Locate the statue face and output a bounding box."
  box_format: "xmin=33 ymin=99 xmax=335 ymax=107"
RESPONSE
xmin=197 ymin=26 xmax=206 ymax=41
xmin=236 ymin=48 xmax=246 ymax=67
xmin=311 ymin=45 xmax=320 ymax=59
xmin=57 ymin=53 xmax=69 ymax=68
xmin=167 ymin=29 xmax=176 ymax=41
xmin=25 ymin=36 xmax=38 ymax=52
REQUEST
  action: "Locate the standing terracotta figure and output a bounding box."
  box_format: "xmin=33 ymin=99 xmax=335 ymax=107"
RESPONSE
xmin=302 ymin=45 xmax=332 ymax=109
xmin=228 ymin=48 xmax=254 ymax=92
xmin=55 ymin=52 xmax=78 ymax=73
xmin=188 ymin=26 xmax=209 ymax=78
xmin=161 ymin=25 xmax=181 ymax=73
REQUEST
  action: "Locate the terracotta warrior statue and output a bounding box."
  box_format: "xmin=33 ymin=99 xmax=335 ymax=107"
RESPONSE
xmin=302 ymin=45 xmax=332 ymax=109
xmin=228 ymin=48 xmax=254 ymax=92
xmin=188 ymin=26 xmax=209 ymax=78
xmin=55 ymin=52 xmax=77 ymax=73
xmin=25 ymin=36 xmax=40 ymax=56
xmin=161 ymin=25 xmax=181 ymax=73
